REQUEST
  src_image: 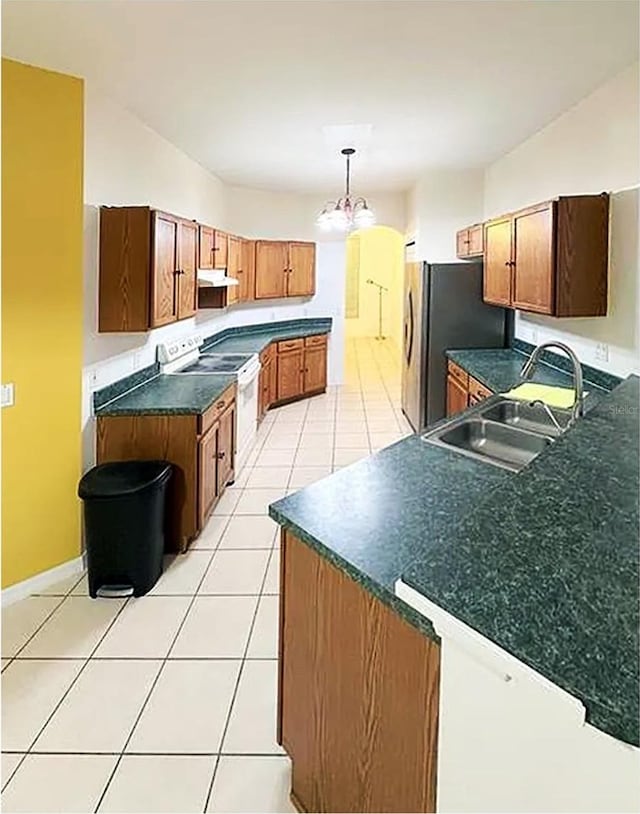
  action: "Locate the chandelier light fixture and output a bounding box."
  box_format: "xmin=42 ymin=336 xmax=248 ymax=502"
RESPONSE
xmin=316 ymin=147 xmax=375 ymax=232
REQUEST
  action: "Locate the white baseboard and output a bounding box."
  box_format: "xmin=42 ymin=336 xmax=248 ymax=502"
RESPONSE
xmin=2 ymin=555 xmax=85 ymax=607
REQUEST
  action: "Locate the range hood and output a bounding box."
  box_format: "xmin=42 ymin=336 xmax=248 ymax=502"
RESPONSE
xmin=197 ymin=269 xmax=239 ymax=288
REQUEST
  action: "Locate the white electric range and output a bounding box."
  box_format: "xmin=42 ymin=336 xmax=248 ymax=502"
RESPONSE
xmin=158 ymin=336 xmax=260 ymax=471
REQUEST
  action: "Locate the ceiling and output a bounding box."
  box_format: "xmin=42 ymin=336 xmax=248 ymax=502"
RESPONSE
xmin=2 ymin=0 xmax=638 ymax=193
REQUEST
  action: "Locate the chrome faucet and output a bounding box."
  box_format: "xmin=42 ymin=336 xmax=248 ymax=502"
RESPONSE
xmin=520 ymin=341 xmax=584 ymax=424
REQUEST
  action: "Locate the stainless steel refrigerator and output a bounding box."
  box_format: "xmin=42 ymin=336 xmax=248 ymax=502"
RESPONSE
xmin=401 ymin=258 xmax=511 ymax=432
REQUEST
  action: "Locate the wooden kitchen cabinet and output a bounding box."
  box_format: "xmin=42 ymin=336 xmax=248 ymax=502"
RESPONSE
xmin=238 ymin=239 xmax=256 ymax=302
xmin=226 ymin=235 xmax=242 ymax=306
xmin=213 ymin=229 xmax=228 ymax=269
xmin=279 ymin=530 xmax=440 ymax=813
xmin=198 ymin=225 xmax=215 ymax=269
xmin=277 ymin=348 xmax=305 ymax=402
xmin=177 ymin=220 xmax=198 ymax=320
xmin=255 ymin=240 xmax=288 ymax=299
xmin=483 ymin=194 xmax=609 ymax=316
xmin=255 ymin=240 xmax=316 ymax=300
xmin=97 ymin=384 xmax=237 ymax=551
xmin=456 ymin=223 xmax=484 ymax=259
xmin=100 ymin=206 xmax=197 ymax=332
xmin=303 ymin=335 xmax=327 ymax=394
xmin=259 ymin=335 xmax=328 ymax=418
xmin=287 ymin=241 xmax=316 ymax=297
xmin=446 ymin=374 xmax=469 ymax=417
xmin=446 ymin=361 xmax=494 ymax=415
xmin=483 ymin=216 xmax=513 ymax=307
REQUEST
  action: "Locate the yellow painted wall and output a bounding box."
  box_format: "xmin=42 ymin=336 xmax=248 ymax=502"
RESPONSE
xmin=2 ymin=59 xmax=84 ymax=588
xmin=344 ymin=226 xmax=405 ymax=350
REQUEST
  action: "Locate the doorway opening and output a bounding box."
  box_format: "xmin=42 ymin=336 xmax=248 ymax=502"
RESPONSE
xmin=344 ymin=225 xmax=404 ymax=348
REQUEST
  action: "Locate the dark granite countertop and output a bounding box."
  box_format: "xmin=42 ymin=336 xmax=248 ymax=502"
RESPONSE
xmin=270 ymin=434 xmax=511 ymax=639
xmin=403 ymin=375 xmax=639 ymax=746
xmin=93 ymin=317 xmax=332 ymax=416
xmin=270 ymin=376 xmax=639 ymax=746
xmin=95 ymin=373 xmax=237 ymax=416
xmin=447 ymin=346 xmax=616 ymax=397
xmin=202 ymin=317 xmax=332 ymax=355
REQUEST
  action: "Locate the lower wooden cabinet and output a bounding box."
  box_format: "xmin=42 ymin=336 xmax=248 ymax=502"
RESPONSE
xmin=258 ymin=335 xmax=328 ymax=420
xmin=279 ymin=530 xmax=440 ymax=813
xmin=446 ymin=374 xmax=469 ymax=416
xmin=446 ymin=361 xmax=494 ymax=416
xmin=97 ymin=384 xmax=236 ymax=552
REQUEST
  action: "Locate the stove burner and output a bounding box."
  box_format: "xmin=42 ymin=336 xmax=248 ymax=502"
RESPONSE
xmin=178 ymin=353 xmax=253 ymax=374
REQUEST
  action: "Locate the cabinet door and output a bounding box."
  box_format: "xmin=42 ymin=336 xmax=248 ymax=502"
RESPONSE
xmin=446 ymin=375 xmax=468 ymax=417
xmin=512 ymin=203 xmax=555 ymax=315
xmin=198 ymin=424 xmax=219 ymax=526
xmin=238 ymin=239 xmax=256 ymax=302
xmin=268 ymin=351 xmax=278 ymax=404
xmin=213 ymin=230 xmax=228 ymax=269
xmin=177 ymin=220 xmax=198 ymax=320
xmin=217 ymin=402 xmax=235 ymax=493
xmin=277 ymin=349 xmax=304 ymax=402
xmin=151 ymin=212 xmax=179 ymax=327
xmin=468 ymin=224 xmax=484 ymax=256
xmin=280 ymin=531 xmax=439 ymax=813
xmin=287 ymin=242 xmax=316 ymax=297
xmin=483 ymin=217 xmax=513 ymax=306
xmin=303 ymin=345 xmax=327 ymax=394
xmin=456 ymin=229 xmax=470 ymax=258
xmin=199 ymin=225 xmax=215 ymax=269
xmin=255 ymin=241 xmax=288 ymax=299
xmin=226 ymin=236 xmax=241 ymax=306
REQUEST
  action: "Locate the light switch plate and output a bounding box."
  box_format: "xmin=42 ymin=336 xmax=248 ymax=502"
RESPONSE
xmin=1 ymin=383 xmax=15 ymax=408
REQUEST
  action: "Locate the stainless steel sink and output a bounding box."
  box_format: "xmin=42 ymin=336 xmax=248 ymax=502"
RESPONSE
xmin=478 ymin=398 xmax=567 ymax=438
xmin=422 ymin=412 xmax=555 ymax=471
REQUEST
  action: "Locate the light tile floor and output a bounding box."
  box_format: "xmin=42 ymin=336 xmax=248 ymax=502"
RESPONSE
xmin=1 ymin=337 xmax=410 ymax=813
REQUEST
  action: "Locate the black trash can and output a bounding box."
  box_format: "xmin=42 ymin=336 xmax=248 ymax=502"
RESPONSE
xmin=78 ymin=461 xmax=172 ymax=598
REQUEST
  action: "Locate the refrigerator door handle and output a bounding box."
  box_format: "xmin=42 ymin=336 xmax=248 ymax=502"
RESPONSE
xmin=406 ymin=290 xmax=415 ymax=364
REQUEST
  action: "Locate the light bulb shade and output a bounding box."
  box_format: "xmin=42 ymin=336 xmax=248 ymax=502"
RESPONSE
xmin=328 ymin=207 xmax=349 ymax=231
xmin=354 ymin=205 xmax=375 ymax=229
xmin=316 ymin=209 xmax=332 ymax=230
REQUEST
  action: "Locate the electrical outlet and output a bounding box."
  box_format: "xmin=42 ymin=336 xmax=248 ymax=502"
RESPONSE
xmin=595 ymin=342 xmax=609 ymax=363
xmin=1 ymin=383 xmax=15 ymax=408
xmin=529 ymin=326 xmax=538 ymax=344
xmin=89 ymin=369 xmax=100 ymax=388
xmin=133 ymin=352 xmax=144 ymax=370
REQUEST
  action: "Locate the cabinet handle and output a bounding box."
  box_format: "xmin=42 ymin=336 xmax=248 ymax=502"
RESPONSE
xmin=216 ymin=451 xmax=226 ymax=460
xmin=216 ymin=400 xmax=225 ymax=408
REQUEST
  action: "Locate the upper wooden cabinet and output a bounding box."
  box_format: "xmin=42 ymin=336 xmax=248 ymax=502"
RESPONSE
xmin=226 ymin=235 xmax=242 ymax=306
xmin=483 ymin=216 xmax=513 ymax=308
xmin=287 ymin=242 xmax=316 ymax=297
xmin=255 ymin=241 xmax=289 ymax=299
xmin=100 ymin=206 xmax=198 ymax=332
xmin=456 ymin=223 xmax=484 ymax=259
xmin=255 ymin=240 xmax=316 ymax=300
xmin=198 ymin=225 xmax=215 ymax=269
xmin=238 ymin=239 xmax=256 ymax=302
xmin=483 ymin=194 xmax=609 ymax=317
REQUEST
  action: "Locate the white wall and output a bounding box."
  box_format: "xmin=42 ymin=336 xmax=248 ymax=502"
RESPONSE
xmin=406 ymin=169 xmax=485 ymax=262
xmin=82 ymin=84 xmax=346 ymax=471
xmin=226 ymin=184 xmax=406 ymax=241
xmin=484 ymin=63 xmax=640 ymax=377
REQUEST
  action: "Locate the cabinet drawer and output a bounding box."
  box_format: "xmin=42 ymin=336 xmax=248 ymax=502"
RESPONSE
xmin=304 ymin=334 xmax=328 ymax=348
xmin=468 ymin=376 xmax=493 ymax=401
xmin=278 ymin=338 xmax=304 ymax=353
xmin=200 ymin=385 xmax=236 ymax=435
xmin=447 ymin=360 xmax=469 ymax=389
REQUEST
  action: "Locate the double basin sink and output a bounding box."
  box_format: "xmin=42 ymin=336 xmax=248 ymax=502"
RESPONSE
xmin=423 ymin=397 xmax=568 ymax=472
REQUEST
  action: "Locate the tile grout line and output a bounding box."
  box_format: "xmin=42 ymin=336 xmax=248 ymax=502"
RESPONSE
xmin=91 ymin=539 xmax=224 ymax=813
xmin=201 ymin=508 xmax=279 ymax=813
